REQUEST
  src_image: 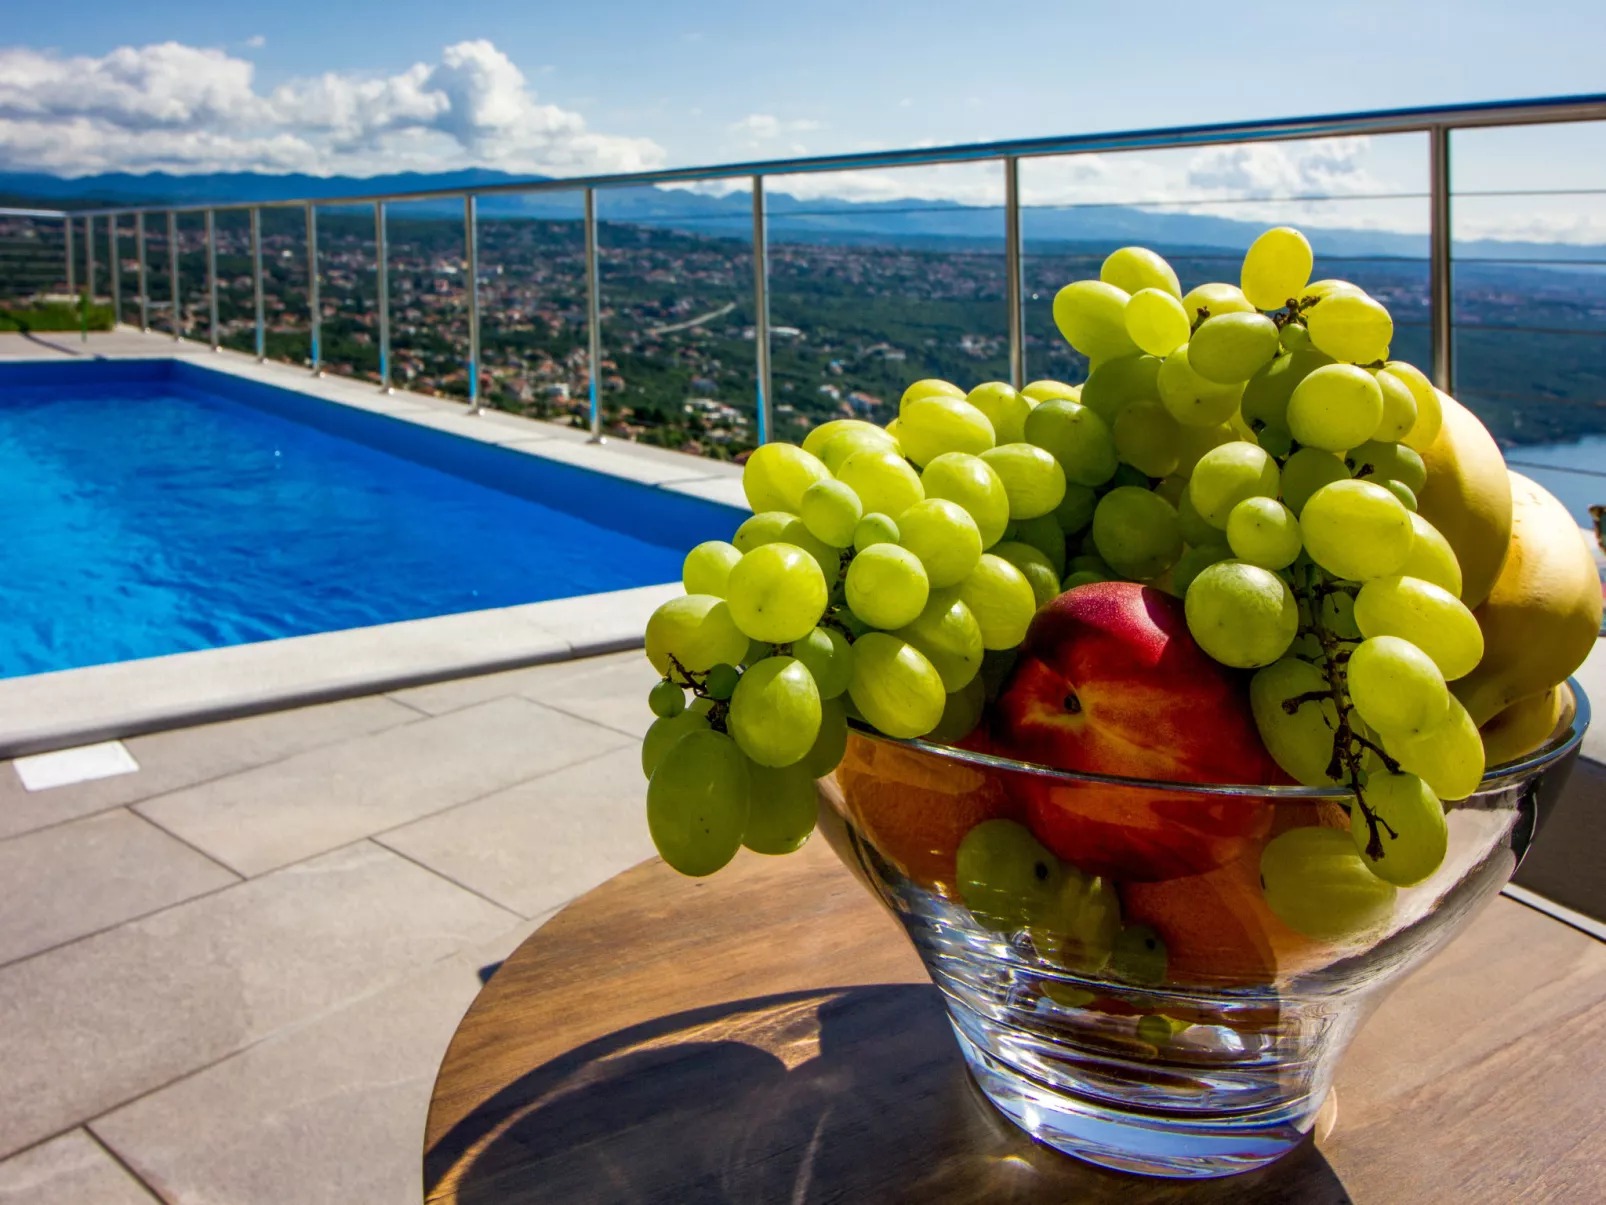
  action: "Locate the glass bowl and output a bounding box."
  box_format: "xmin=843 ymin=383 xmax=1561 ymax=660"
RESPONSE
xmin=814 ymin=680 xmax=1591 ymax=1180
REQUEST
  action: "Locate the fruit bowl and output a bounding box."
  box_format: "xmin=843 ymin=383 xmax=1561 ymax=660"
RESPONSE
xmin=814 ymin=681 xmax=1590 ymax=1180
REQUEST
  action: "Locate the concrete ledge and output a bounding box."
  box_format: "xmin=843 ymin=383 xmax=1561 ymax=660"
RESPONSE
xmin=0 ymin=583 xmax=677 ymax=758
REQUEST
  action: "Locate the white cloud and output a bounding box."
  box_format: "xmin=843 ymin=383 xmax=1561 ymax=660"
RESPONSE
xmin=244 ymin=35 xmax=265 ymax=49
xmin=729 ymin=113 xmax=822 ymax=153
xmin=0 ymin=39 xmax=663 ymax=177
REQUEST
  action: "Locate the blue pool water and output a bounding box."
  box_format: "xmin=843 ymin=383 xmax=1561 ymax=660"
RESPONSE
xmin=0 ymin=361 xmax=739 ymax=679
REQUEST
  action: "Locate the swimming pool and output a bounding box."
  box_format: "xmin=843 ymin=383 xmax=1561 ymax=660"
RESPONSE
xmin=0 ymin=360 xmax=740 ymax=679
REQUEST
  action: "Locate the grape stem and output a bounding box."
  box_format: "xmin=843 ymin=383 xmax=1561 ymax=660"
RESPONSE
xmin=665 ymin=653 xmax=731 ymax=732
xmin=1291 ymin=561 xmax=1400 ymax=861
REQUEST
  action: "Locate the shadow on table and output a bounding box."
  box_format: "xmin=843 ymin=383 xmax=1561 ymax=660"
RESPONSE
xmin=425 ymin=983 xmax=1352 ymax=1204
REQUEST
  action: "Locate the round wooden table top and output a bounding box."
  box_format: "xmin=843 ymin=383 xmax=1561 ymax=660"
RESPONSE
xmin=424 ymin=826 xmax=1606 ymax=1204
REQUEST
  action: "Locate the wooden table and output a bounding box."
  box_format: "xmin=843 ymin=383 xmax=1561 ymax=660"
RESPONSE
xmin=424 ymin=829 xmax=1606 ymax=1203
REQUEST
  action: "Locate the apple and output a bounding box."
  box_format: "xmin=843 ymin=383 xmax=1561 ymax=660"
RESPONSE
xmin=992 ymin=581 xmax=1283 ymax=881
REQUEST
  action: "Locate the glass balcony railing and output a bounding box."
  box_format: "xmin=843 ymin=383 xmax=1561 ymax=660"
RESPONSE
xmin=4 ymin=94 xmax=1604 ymax=519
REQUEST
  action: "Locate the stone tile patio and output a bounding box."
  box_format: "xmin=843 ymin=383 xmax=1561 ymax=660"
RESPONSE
xmin=0 ymin=649 xmax=659 ymax=1204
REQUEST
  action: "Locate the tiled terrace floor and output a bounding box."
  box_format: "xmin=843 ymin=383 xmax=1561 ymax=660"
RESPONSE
xmin=0 ymin=650 xmax=661 ymax=1204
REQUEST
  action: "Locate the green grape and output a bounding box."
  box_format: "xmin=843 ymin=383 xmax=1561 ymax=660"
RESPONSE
xmin=1053 ymin=279 xmax=1138 ymax=361
xmin=1400 ymin=513 xmax=1463 ymax=597
xmin=1079 ymin=354 xmax=1162 ymax=427
xmin=958 ymin=554 xmax=1038 ymax=649
xmin=1113 ymin=401 xmax=1183 ymax=478
xmin=1241 ymin=347 xmax=1334 ymax=432
xmin=898 ymin=378 xmax=965 ymax=414
xmin=1346 ymin=440 xmax=1427 ymax=493
xmin=1382 ymin=361 xmax=1443 ymax=452
xmin=1157 ymin=343 xmax=1245 ymax=428
xmin=1175 ymin=488 xmax=1219 ymax=547
xmin=1259 ymin=827 xmax=1398 ymax=941
xmin=1371 ymin=369 xmax=1419 ymax=442
xmin=1184 ymin=560 xmax=1298 ymax=668
xmin=726 ymin=544 xmax=830 ymax=643
xmin=1187 ymin=312 xmax=1281 ymax=384
xmin=817 ymin=427 xmax=900 ymax=473
xmin=648 ymin=679 xmax=686 ymax=719
xmin=801 ymin=696 xmax=849 ymax=777
xmin=1381 ymin=695 xmax=1484 ymax=800
xmin=1125 ymin=287 xmax=1191 ymax=357
xmin=802 ymin=418 xmax=896 ymax=461
xmin=741 ymin=761 xmax=819 ymax=855
xmin=1250 ymin=658 xmax=1344 ymax=786
xmin=1110 ymin=924 xmax=1168 ymax=986
xmin=967 ymin=381 xmax=1033 ymax=445
xmin=798 ymin=478 xmax=863 ymax=548
xmin=1069 ymin=552 xmax=1113 ymax=575
xmin=1258 ymin=425 xmax=1294 ymax=457
xmin=1300 ymin=481 xmax=1414 ymax=582
xmin=742 ymin=442 xmax=830 ymax=514
xmin=1353 ymin=575 xmax=1483 ymax=680
xmin=1318 ymin=588 xmax=1363 ymax=639
xmin=1172 ymin=543 xmax=1232 ymax=596
xmin=645 ymin=594 xmax=751 ymax=676
xmin=981 ymin=442 xmax=1071 ymax=518
xmin=1347 ymin=636 xmax=1450 ymax=737
xmin=835 ymin=447 xmax=925 ymax=519
xmin=896 ymin=588 xmax=985 ymax=691
xmin=898 ymin=498 xmax=983 ymax=587
xmin=647 ymin=729 xmax=752 ymax=877
xmin=1021 ymin=379 xmax=1082 ymax=403
xmin=1060 ymin=570 xmax=1108 ymax=590
xmin=1280 ymin=322 xmax=1311 ymax=352
xmin=844 ymin=543 xmax=930 ymax=630
xmin=927 ymin=673 xmax=987 ymax=744
xmin=728 ymin=655 xmax=822 ymax=768
xmin=1352 ymin=772 xmax=1447 ymax=886
xmin=1381 ymin=481 xmax=1417 ymax=511
xmin=641 ymin=707 xmax=711 ymax=779
xmin=1032 ymin=871 xmax=1121 ymax=971
xmin=1241 ymin=226 xmax=1314 ymax=310
xmin=1110 ymin=463 xmax=1151 ymax=489
xmin=899 ymin=394 xmax=997 ymax=466
xmin=1287 ymin=364 xmax=1385 ymax=451
xmin=1226 ymin=497 xmax=1302 ymax=570
xmin=742 ymin=638 xmax=770 ymax=667
xmin=1013 ymin=513 xmax=1068 ymax=576
xmin=1153 ymin=473 xmax=1187 ymax=506
xmin=732 ymin=510 xmax=794 ymax=554
xmin=1021 ymin=401 xmax=1118 ymax=489
xmin=1136 ymin=1014 xmax=1189 ymax=1047
xmin=1306 ymin=290 xmax=1394 ymax=364
xmin=1174 ymin=421 xmax=1240 ymax=476
xmin=992 ymin=542 xmax=1060 ymax=608
xmin=682 ymin=540 xmax=743 ymax=597
xmin=1281 ymin=447 xmax=1351 ymax=517
xmin=1188 ymin=443 xmax=1280 ymax=528
xmin=1092 ymin=486 xmax=1183 ymax=580
xmin=792 ymin=626 xmax=854 ymax=699
xmin=1302 ymin=279 xmax=1364 ymax=302
xmin=1101 ymin=245 xmax=1182 ymax=298
xmin=853 ymin=512 xmax=900 ymax=553
xmin=777 ymin=516 xmax=845 ymax=587
xmin=704 ymin=662 xmax=741 ymax=701
xmin=1180 ymin=281 xmax=1255 ymax=321
xmin=846 ymin=631 xmax=947 ymax=738
xmin=921 ymin=452 xmax=1011 ymax=549
xmin=956 ymin=819 xmax=1063 ymax=930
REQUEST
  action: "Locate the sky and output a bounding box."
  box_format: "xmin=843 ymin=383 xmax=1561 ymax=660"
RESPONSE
xmin=2 ymin=1 xmax=1604 ymax=240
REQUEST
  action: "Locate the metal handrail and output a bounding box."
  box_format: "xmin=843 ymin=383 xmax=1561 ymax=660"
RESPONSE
xmin=5 ymin=92 xmax=1605 ymax=432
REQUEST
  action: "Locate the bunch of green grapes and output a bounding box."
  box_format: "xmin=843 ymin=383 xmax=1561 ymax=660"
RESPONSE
xmin=1049 ymin=228 xmax=1487 ymax=939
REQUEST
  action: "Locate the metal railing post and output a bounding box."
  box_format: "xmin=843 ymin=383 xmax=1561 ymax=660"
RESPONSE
xmin=65 ymin=216 xmax=75 ymax=295
xmin=751 ymin=175 xmax=773 ymax=444
xmin=136 ymin=213 xmax=149 ymax=331
xmin=1429 ymin=126 xmax=1453 ymax=394
xmin=82 ymin=217 xmax=94 ymax=342
xmin=375 ymin=201 xmax=390 ymax=391
xmin=167 ymin=210 xmax=181 ymax=341
xmin=206 ymin=210 xmax=219 ymax=351
xmin=109 ymin=215 xmax=121 ymax=327
xmin=584 ymin=188 xmax=603 ymax=442
xmin=250 ymin=207 xmax=265 ymax=361
xmin=306 ymin=204 xmax=320 ymax=373
xmin=1004 ymin=156 xmax=1025 ymax=389
xmin=465 ymin=195 xmax=480 ymax=413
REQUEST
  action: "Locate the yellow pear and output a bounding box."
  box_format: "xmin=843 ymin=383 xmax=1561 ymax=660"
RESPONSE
xmin=1478 ymin=683 xmax=1571 ymax=768
xmin=1415 ymin=391 xmax=1512 ymax=609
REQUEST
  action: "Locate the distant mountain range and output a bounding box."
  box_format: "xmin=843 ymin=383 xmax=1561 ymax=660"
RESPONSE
xmin=4 ymin=168 xmax=1601 ymax=264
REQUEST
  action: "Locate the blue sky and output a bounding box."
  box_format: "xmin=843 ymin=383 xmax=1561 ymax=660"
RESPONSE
xmin=3 ymin=1 xmax=1603 ymax=239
